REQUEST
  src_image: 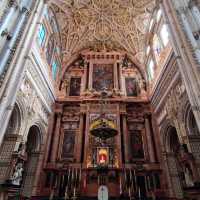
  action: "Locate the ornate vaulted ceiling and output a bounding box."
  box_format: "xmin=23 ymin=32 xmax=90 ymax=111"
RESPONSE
xmin=49 ymin=0 xmax=156 ymax=64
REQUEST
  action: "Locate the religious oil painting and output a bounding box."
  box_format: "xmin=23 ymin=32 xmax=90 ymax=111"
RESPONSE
xmin=69 ymin=77 xmax=81 ymax=96
xmin=125 ymin=78 xmax=138 ymax=97
xmin=62 ymin=130 xmax=75 ymax=158
xmin=130 ymin=131 xmax=144 ymax=159
xmin=93 ymin=64 xmax=114 ymax=91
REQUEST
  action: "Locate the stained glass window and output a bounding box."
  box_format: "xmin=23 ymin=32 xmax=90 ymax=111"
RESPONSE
xmin=38 ymin=24 xmax=46 ymax=46
xmin=52 ymin=60 xmax=58 ymax=80
xmin=153 ymin=34 xmax=162 ymax=64
xmin=148 ymin=59 xmax=155 ymax=80
xmin=160 ymin=24 xmax=169 ymax=47
xmin=156 ymin=9 xmax=162 ymax=22
xmin=46 ymin=36 xmax=55 ymax=64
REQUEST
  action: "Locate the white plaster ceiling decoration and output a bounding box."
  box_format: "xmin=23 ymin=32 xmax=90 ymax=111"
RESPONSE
xmin=49 ymin=0 xmax=156 ymax=63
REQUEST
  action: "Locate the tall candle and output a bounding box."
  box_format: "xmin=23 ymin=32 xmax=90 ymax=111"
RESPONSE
xmin=138 ymin=187 xmax=141 ymax=200
xmin=119 ymin=175 xmax=122 ymax=195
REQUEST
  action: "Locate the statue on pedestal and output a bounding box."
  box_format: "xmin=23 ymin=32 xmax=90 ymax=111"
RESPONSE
xmin=10 ymin=162 xmax=24 ymax=186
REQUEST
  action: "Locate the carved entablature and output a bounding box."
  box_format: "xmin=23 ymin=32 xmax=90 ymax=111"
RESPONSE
xmin=62 ymin=105 xmax=80 ymax=122
xmin=82 ymin=52 xmax=122 ymax=62
xmin=59 ymin=50 xmax=147 ymax=100
xmin=88 ymin=103 xmax=119 ymax=114
xmin=128 ymin=122 xmax=144 ymax=131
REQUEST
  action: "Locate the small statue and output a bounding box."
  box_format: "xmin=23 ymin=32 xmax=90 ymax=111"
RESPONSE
xmin=18 ymin=142 xmax=26 ymax=157
xmin=10 ymin=162 xmax=24 ymax=186
xmin=184 ymin=166 xmax=194 ymax=187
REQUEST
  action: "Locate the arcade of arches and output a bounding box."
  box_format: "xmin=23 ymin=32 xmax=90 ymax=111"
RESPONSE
xmin=0 ymin=0 xmax=200 ymax=200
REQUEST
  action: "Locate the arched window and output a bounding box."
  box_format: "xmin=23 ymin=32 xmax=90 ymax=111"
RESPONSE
xmin=160 ymin=24 xmax=170 ymax=47
xmin=188 ymin=110 xmax=199 ymax=135
xmin=153 ymin=34 xmax=162 ymax=63
xmin=156 ymin=9 xmax=162 ymax=22
xmin=38 ymin=24 xmax=46 ymax=47
xmin=147 ymin=59 xmax=155 ymax=81
xmin=52 ymin=60 xmax=58 ymax=80
xmin=46 ymin=35 xmax=55 ymax=65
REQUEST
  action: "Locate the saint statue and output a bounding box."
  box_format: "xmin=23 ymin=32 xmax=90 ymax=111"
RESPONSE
xmin=10 ymin=162 xmax=24 ymax=186
xmin=184 ymin=166 xmax=194 ymax=187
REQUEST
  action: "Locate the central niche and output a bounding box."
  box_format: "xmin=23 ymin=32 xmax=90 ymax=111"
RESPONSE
xmin=92 ymin=64 xmax=114 ymax=91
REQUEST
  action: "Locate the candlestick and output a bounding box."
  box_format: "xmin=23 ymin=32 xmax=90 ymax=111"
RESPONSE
xmin=119 ymin=175 xmax=122 ymax=195
xmin=130 ymin=169 xmax=133 ymax=191
xmin=133 ymin=169 xmax=137 ymax=191
xmin=64 ymin=186 xmax=69 ymax=200
xmin=49 ymin=188 xmax=54 ymax=200
xmin=124 ymin=168 xmax=127 ymax=189
xmin=67 ymin=168 xmax=71 ymax=188
xmin=129 ymin=186 xmax=131 ymax=199
xmin=138 ymin=187 xmax=141 ymax=200
xmin=73 ymin=187 xmax=76 ymax=197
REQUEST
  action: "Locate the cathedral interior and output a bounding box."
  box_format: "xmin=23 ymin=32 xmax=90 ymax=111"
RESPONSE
xmin=0 ymin=0 xmax=200 ymax=200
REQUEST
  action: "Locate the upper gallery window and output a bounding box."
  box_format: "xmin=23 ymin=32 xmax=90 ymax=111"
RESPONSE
xmin=153 ymin=34 xmax=162 ymax=63
xmin=146 ymin=46 xmax=150 ymax=55
xmin=160 ymin=24 xmax=170 ymax=47
xmin=148 ymin=59 xmax=155 ymax=81
xmin=156 ymin=9 xmax=162 ymax=22
xmin=52 ymin=60 xmax=58 ymax=80
xmin=149 ymin=19 xmax=154 ymax=31
xmin=46 ymin=36 xmax=55 ymax=65
xmin=38 ymin=24 xmax=46 ymax=47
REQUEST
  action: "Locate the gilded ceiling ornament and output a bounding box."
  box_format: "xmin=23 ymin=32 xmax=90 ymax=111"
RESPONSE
xmin=94 ymin=19 xmax=112 ymax=41
xmin=50 ymin=0 xmax=156 ymax=63
xmin=92 ymin=0 xmax=112 ymax=10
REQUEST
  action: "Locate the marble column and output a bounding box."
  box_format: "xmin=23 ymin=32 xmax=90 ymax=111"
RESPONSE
xmin=160 ymin=0 xmax=200 ymax=133
xmin=44 ymin=111 xmax=56 ymax=163
xmin=81 ymin=62 xmax=88 ymax=92
xmin=144 ymin=114 xmax=156 ymax=163
xmin=51 ymin=112 xmax=62 ymax=163
xmin=0 ymin=1 xmax=18 ymax=36
xmin=76 ymin=113 xmax=84 ymax=163
xmin=179 ymin=9 xmax=200 ymax=62
xmin=0 ymin=0 xmax=44 ymax=146
xmin=122 ymin=114 xmax=129 ymax=163
xmin=190 ymin=1 xmax=200 ymax=28
xmin=114 ymin=62 xmax=119 ymax=90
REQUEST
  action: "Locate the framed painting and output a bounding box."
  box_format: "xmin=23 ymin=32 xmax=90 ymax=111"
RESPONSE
xmin=93 ymin=64 xmax=114 ymax=91
xmin=125 ymin=78 xmax=138 ymax=97
xmin=130 ymin=131 xmax=144 ymax=159
xmin=61 ymin=130 xmax=75 ymax=159
xmin=69 ymin=77 xmax=81 ymax=96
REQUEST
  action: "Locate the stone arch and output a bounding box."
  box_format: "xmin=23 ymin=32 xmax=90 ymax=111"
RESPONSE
xmin=26 ymin=125 xmax=42 ymax=153
xmin=184 ymin=103 xmax=199 ymax=136
xmin=0 ymin=102 xmax=24 ymax=184
xmin=160 ymin=119 xmax=174 ymax=152
xmin=166 ymin=126 xmax=181 ymax=153
xmin=161 ymin=123 xmax=184 ymax=199
xmin=22 ymin=123 xmax=45 ymax=197
xmin=5 ymin=103 xmax=22 ymax=135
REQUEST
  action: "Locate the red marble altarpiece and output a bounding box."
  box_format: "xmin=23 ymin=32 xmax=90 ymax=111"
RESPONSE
xmin=39 ymin=51 xmax=164 ymax=199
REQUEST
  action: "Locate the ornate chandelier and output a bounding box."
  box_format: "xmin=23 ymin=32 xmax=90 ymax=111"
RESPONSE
xmin=89 ymin=90 xmax=118 ymax=140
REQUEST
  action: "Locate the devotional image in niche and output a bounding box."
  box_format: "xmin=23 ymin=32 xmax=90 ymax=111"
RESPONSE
xmin=69 ymin=77 xmax=81 ymax=96
xmin=130 ymin=131 xmax=144 ymax=159
xmin=125 ymin=78 xmax=138 ymax=96
xmin=62 ymin=130 xmax=75 ymax=159
xmin=93 ymin=64 xmax=114 ymax=91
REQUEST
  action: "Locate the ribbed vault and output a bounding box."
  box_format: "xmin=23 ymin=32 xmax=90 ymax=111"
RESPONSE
xmin=48 ymin=0 xmax=156 ymax=67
